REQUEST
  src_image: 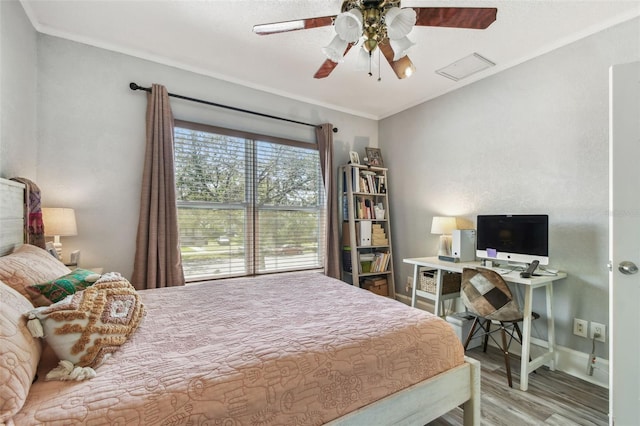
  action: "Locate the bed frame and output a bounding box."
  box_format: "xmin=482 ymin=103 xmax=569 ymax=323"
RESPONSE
xmin=331 ymin=357 xmax=480 ymax=425
xmin=0 ymin=177 xmax=481 ymax=425
xmin=0 ymin=177 xmax=25 ymax=256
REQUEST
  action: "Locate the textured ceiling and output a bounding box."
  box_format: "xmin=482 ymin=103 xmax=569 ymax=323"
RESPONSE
xmin=20 ymin=0 xmax=640 ymax=119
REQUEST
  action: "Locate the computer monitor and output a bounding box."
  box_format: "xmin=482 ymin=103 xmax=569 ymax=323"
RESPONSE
xmin=476 ymin=214 xmax=549 ymax=266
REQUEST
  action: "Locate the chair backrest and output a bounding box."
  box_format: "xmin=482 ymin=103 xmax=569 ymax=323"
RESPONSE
xmin=461 ymin=268 xmax=522 ymax=322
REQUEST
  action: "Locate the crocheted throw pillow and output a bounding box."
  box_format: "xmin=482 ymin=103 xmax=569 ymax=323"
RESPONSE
xmin=25 ymin=273 xmax=145 ymax=380
xmin=461 ymin=268 xmax=522 ymax=322
xmin=26 ymin=269 xmax=102 ymax=307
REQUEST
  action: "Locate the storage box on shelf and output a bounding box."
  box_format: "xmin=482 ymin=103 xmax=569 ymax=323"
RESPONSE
xmin=340 ymin=164 xmax=394 ymax=297
xmin=362 ymin=277 xmax=389 ymax=297
xmin=420 ymin=270 xmax=461 ymax=294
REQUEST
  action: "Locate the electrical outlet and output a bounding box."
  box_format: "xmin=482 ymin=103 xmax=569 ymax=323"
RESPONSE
xmin=573 ymin=318 xmax=588 ymax=338
xmin=590 ymin=322 xmax=606 ymax=342
xmin=405 ymin=276 xmax=413 ymax=292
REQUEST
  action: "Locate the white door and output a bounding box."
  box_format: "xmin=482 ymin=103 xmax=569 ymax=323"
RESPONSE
xmin=609 ymin=61 xmax=640 ymax=426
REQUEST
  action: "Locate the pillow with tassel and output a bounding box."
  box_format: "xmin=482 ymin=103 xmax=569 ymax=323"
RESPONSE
xmin=25 ymin=272 xmax=145 ymax=381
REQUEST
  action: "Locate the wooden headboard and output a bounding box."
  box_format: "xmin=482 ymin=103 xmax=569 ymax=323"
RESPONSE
xmin=0 ymin=177 xmax=25 ymax=256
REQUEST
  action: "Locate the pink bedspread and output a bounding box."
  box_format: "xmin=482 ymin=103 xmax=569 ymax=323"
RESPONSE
xmin=12 ymin=272 xmax=464 ymax=425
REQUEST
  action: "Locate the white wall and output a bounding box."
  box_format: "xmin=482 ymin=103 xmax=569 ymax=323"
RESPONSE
xmin=381 ymin=17 xmax=640 ymax=360
xmin=33 ymin=35 xmax=378 ymax=279
xmin=0 ymin=0 xmax=38 ymax=178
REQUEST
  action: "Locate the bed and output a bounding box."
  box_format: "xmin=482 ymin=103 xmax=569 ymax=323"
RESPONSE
xmin=0 ymin=177 xmax=480 ymax=426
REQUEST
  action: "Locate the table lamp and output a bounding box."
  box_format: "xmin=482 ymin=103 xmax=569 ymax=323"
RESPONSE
xmin=42 ymin=207 xmax=77 ymax=258
xmin=431 ymin=216 xmax=457 ymax=257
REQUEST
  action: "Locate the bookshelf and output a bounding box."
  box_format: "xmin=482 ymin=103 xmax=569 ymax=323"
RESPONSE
xmin=340 ymin=164 xmax=395 ymax=298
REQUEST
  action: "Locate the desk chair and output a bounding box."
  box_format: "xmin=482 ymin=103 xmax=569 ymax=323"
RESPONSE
xmin=460 ymin=267 xmax=539 ymax=388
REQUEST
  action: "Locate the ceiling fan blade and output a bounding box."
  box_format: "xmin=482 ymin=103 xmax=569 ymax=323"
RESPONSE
xmin=314 ymin=59 xmax=340 ymax=79
xmin=379 ymin=42 xmax=415 ymax=79
xmin=413 ymin=7 xmax=497 ymax=29
xmin=313 ymin=43 xmax=355 ymax=79
xmin=253 ymin=15 xmax=335 ymax=35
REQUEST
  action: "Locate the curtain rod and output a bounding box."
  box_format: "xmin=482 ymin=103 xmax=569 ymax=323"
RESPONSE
xmin=129 ymin=83 xmax=338 ymax=133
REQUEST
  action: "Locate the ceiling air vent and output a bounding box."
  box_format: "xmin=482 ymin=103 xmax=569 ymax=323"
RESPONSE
xmin=436 ymin=53 xmax=495 ymax=81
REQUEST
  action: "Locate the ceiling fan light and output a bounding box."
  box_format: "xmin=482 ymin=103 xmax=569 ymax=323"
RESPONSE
xmin=404 ymin=64 xmax=415 ymax=78
xmin=322 ymin=34 xmax=349 ymax=63
xmin=385 ymin=7 xmax=417 ymax=39
xmin=364 ymin=39 xmax=378 ymax=52
xmin=335 ymin=9 xmax=363 ymax=43
xmin=389 ymin=36 xmax=415 ymax=61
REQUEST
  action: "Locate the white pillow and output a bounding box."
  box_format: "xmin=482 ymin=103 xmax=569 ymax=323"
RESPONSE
xmin=0 ymin=280 xmax=42 ymax=422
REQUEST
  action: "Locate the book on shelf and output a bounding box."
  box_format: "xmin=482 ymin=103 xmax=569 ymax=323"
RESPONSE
xmin=342 ymin=222 xmax=350 ymax=246
xmin=342 ymin=166 xmax=385 ymax=195
xmin=356 ymin=197 xmax=374 ymax=219
xmin=342 ymin=246 xmax=352 ymax=272
xmin=342 ymin=167 xmax=362 ymax=193
xmin=360 ymin=170 xmax=377 ymax=194
xmin=370 ymin=251 xmax=391 ymax=272
xmin=352 ymin=167 xmax=360 ymax=192
xmin=376 ymin=175 xmax=386 ymax=193
xmin=364 ymin=199 xmax=372 ymax=219
xmin=359 ymin=176 xmax=368 ymax=193
xmin=342 ymin=195 xmax=348 ymax=219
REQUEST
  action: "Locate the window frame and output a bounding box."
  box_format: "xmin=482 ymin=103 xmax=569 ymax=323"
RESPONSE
xmin=174 ymin=119 xmax=325 ymax=281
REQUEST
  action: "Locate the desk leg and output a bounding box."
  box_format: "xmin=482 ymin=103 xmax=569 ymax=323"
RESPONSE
xmin=411 ymin=265 xmax=419 ymax=308
xmin=546 ymin=282 xmax=556 ymax=371
xmin=520 ymin=285 xmax=534 ymax=391
xmin=434 ymin=269 xmax=443 ymax=317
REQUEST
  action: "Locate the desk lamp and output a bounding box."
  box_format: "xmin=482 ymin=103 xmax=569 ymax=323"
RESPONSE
xmin=431 ymin=216 xmax=457 ymax=257
xmin=42 ymin=208 xmax=77 ymax=258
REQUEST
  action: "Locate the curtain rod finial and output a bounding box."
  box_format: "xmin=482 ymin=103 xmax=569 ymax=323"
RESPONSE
xmin=333 ymin=127 xmax=338 ymax=133
xmin=129 ymin=82 xmax=140 ymax=91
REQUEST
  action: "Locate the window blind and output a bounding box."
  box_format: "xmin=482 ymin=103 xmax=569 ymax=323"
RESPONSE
xmin=174 ymin=120 xmax=326 ymax=280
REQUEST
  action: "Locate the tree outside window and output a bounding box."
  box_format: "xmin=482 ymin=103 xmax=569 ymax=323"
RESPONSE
xmin=174 ymin=122 xmax=326 ymax=280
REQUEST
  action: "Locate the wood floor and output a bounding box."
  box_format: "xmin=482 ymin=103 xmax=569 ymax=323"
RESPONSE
xmin=427 ymin=346 xmax=609 ymax=426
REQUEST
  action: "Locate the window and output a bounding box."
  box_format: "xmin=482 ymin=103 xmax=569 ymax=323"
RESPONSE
xmin=174 ymin=120 xmax=326 ymax=281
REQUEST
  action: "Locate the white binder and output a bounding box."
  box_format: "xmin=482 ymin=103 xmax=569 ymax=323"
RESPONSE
xmin=359 ymin=221 xmax=372 ymax=246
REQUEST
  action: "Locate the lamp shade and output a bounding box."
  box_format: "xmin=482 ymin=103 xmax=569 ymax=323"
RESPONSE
xmin=322 ymin=34 xmax=349 ymax=62
xmin=385 ymin=7 xmax=416 ymax=40
xmin=43 ymin=208 xmax=77 ymax=237
xmin=335 ymin=9 xmax=363 ymax=43
xmin=390 ymin=36 xmax=415 ymax=61
xmin=431 ymin=216 xmax=457 ymax=235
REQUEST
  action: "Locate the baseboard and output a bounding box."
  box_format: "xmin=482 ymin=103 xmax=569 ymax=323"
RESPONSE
xmin=554 ymin=344 xmax=609 ymax=388
xmin=395 ymin=294 xmax=609 ymax=389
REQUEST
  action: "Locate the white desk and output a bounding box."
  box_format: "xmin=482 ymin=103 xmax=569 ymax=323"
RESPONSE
xmin=403 ymin=256 xmax=567 ymax=391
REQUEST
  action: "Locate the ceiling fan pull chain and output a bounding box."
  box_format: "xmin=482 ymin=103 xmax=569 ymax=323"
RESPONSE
xmin=378 ymin=48 xmax=382 ymax=82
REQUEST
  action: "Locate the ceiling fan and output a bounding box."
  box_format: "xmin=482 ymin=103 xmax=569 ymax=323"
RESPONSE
xmin=253 ymin=1 xmax=497 ymax=80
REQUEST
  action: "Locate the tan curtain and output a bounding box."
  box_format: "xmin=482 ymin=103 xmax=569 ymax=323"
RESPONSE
xmin=316 ymin=123 xmax=340 ymax=278
xmin=132 ymin=84 xmax=185 ymax=290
